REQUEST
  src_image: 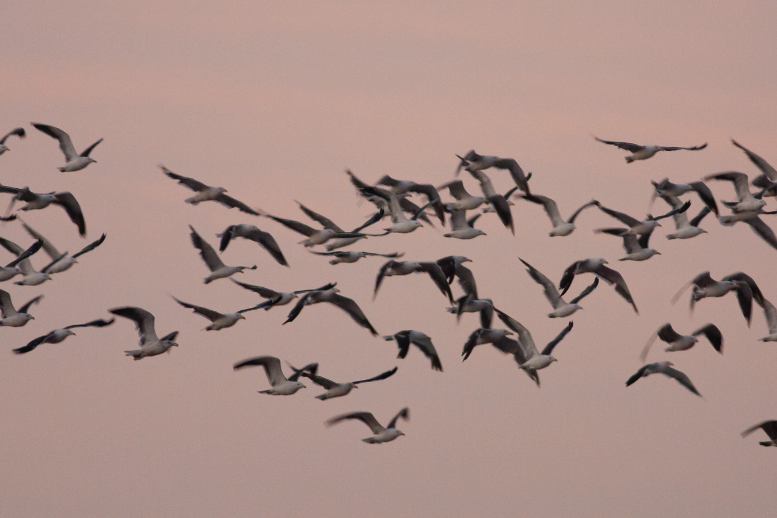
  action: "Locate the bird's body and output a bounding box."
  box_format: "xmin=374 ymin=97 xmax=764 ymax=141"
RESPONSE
xmin=444 ymin=209 xmax=485 ymax=239
xmin=22 ymin=223 xmax=106 ymax=274
xmin=559 ymin=258 xmax=637 ymax=313
xmin=519 ymin=195 xmax=598 ymax=237
xmin=705 ymin=172 xmax=766 ymax=213
xmin=292 ymin=364 xmax=397 ymax=400
xmin=595 ymin=227 xmax=661 ymax=261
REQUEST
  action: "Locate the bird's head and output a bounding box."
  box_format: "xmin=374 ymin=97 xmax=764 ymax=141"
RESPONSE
xmin=550 ymin=356 xmax=558 ymax=363
xmin=238 ymin=314 xmax=247 ymax=320
xmin=65 ymin=330 xmax=76 ymax=337
xmin=219 ymin=187 xmax=228 ymax=193
xmin=87 ymin=158 xmax=97 ymax=164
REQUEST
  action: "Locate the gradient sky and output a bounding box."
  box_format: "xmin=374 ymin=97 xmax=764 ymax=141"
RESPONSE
xmin=2 ymin=1 xmax=777 ymax=517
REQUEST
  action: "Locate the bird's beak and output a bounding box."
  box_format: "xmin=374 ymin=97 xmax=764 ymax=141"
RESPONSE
xmin=603 ymin=260 xmax=609 ymax=264
xmin=239 ymin=315 xmax=246 ymax=320
xmin=172 ymin=342 xmax=179 ymax=347
xmin=399 ymin=432 xmax=405 ymax=436
xmin=74 ymin=260 xmax=79 ymax=264
xmin=30 ymin=316 xmax=35 ymax=320
xmin=353 ymin=385 xmax=359 ymax=389
xmin=302 ymin=385 xmax=307 ymax=389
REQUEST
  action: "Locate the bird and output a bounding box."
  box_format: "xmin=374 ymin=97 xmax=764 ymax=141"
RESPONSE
xmin=558 ymin=258 xmax=638 ymax=313
xmin=594 ymin=227 xmax=661 ymax=261
xmin=444 ymin=260 xmax=494 ymax=328
xmin=640 ymin=323 xmax=723 ymax=362
xmin=383 ymin=330 xmax=443 ymax=371
xmin=172 ymin=296 xmax=249 ymax=331
xmin=0 ymin=238 xmax=43 ymax=282
xmin=716 ymin=208 xmax=777 ymax=251
xmin=732 ymin=140 xmax=777 ymax=191
xmin=308 ymin=250 xmax=403 ymax=265
xmin=596 ymin=201 xmax=690 ymax=236
xmin=290 ymin=364 xmax=398 ymax=400
xmin=455 ymin=151 xmax=531 ymax=194
xmin=466 ymin=169 xmax=514 ymax=234
xmin=295 ymin=201 xmax=386 ymax=250
xmin=110 ymin=306 xmax=179 ymax=360
xmin=358 ymin=186 xmax=427 ymax=234
xmin=161 ymin=165 xmax=260 ymax=215
xmin=0 ymin=237 xmax=52 ymax=286
xmin=231 ymin=279 xmax=336 ymax=310
xmin=12 ymin=318 xmax=115 ymax=354
xmin=374 ymin=259 xmax=453 ymax=303
xmin=259 ymin=209 xmax=377 ymax=247
xmin=284 ymin=285 xmax=378 ymax=335
xmin=650 ymin=178 xmax=718 ymax=216
xmin=0 ymin=127 xmax=25 ymax=155
xmin=189 ymin=225 xmax=256 ymax=283
xmin=494 ymin=309 xmax=574 ymax=386
xmin=517 ymin=194 xmax=598 ymax=237
xmin=325 ymin=407 xmax=409 ymax=444
xmin=216 ymin=224 xmax=288 ymax=266
xmin=594 ymin=136 xmax=707 ymax=163
xmin=520 ymin=258 xmax=599 ymax=318
xmin=757 ymin=297 xmax=777 ymax=342
xmin=444 ymin=209 xmax=486 ymax=239
xmin=376 ymin=175 xmax=446 ymax=224
xmin=0 ymin=289 xmax=42 ymax=327
xmin=438 ymin=179 xmax=488 ymax=211
xmin=655 ymin=195 xmax=711 ymax=240
xmin=347 ymin=170 xmax=435 ymax=228
xmin=741 ymin=421 xmax=777 ymax=446
xmin=233 ymin=356 xmax=310 ymax=395
xmin=672 ymin=272 xmax=755 ymax=326
xmin=625 ymin=361 xmax=701 ymax=396
xmin=0 ymin=185 xmax=87 ymax=236
xmin=31 ymin=123 xmax=102 ymax=172
xmin=460 ymin=327 xmax=515 ymax=361
xmin=704 ymin=171 xmax=766 ymax=213
xmin=21 ymin=222 xmax=106 ymax=274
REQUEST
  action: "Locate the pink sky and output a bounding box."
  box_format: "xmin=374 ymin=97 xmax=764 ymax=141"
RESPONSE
xmin=2 ymin=1 xmax=777 ymax=516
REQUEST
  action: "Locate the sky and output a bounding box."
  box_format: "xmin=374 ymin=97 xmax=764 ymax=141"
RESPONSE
xmin=2 ymin=1 xmax=777 ymax=516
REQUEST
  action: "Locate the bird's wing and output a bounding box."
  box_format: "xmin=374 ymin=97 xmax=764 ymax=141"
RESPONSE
xmin=418 ymin=262 xmax=454 ymax=303
xmin=443 ymin=180 xmax=471 ymax=200
xmin=350 ymin=208 xmax=385 ymax=233
xmin=409 ymin=332 xmax=443 ymax=371
xmin=190 ymin=226 xmax=225 ymax=272
xmin=734 ymin=282 xmax=754 ymax=326
xmin=230 ymin=279 xmax=280 ymax=299
xmin=741 ymin=421 xmax=777 ymax=440
xmin=689 ymin=207 xmax=712 ymax=228
xmin=662 ymin=367 xmax=702 ymax=396
xmin=233 ymin=356 xmax=286 ymax=386
xmin=651 ymin=200 xmax=691 ymax=221
xmin=161 ymin=165 xmax=209 ymax=192
xmin=329 ymin=294 xmax=378 ymax=335
xmin=594 ymin=136 xmax=644 ymax=153
xmin=747 ymin=217 xmax=777 ymax=250
xmin=449 ymin=209 xmax=468 ymax=231
xmin=455 ymin=264 xmax=478 ymax=299
xmin=687 ymin=182 xmax=719 ymax=216
xmin=597 ymin=205 xmax=641 ymax=227
xmin=109 ymin=307 xmax=158 ymax=345
xmin=18 ymin=294 xmax=44 ymax=315
xmin=558 ymin=261 xmax=581 ymax=296
xmin=625 ymin=364 xmax=651 ymax=386
xmin=520 ymin=258 xmax=561 ymax=308
xmin=286 ymin=362 xmax=318 ymax=382
xmin=691 ymin=271 xmax=715 ymax=288
xmin=492 ymin=158 xmax=530 ymax=194
xmin=704 ymin=172 xmax=752 ymax=200
xmin=387 ymin=407 xmax=410 ymax=430
xmin=0 ymin=289 xmax=16 ymax=317
xmin=567 ymin=200 xmax=599 ymax=224
xmin=173 ymin=296 xmax=224 ymax=322
xmin=296 ymin=201 xmax=343 ymax=232
xmin=636 ymin=227 xmax=654 ymax=251
xmin=326 ymin=412 xmax=385 ymax=434
xmin=244 ymin=229 xmax=288 ymax=266
xmin=486 ymin=195 xmax=514 ymax=234
xmin=733 ymin=140 xmax=777 ymax=181
xmin=692 ymin=323 xmax=723 ymax=353
xmin=283 ymin=293 xmax=312 ymax=324
xmin=294 ymin=282 xmax=337 ymax=294
xmin=541 ymin=321 xmax=574 ymax=356
xmin=0 ymin=127 xmax=25 ymax=145
xmin=764 ymin=298 xmax=777 ymax=334
xmin=31 ymin=123 xmax=78 ymax=160
xmin=374 ymin=260 xmax=397 ymax=297
xmin=13 ymin=332 xmax=56 ymax=354
xmin=408 ymin=184 xmax=445 ymax=224
xmin=265 ymin=215 xmax=317 ymax=236
xmin=52 ymin=192 xmax=86 ymax=237
xmin=71 ymin=233 xmax=106 ymax=259
xmin=569 ymin=277 xmax=599 ymax=305
xmin=79 ymin=138 xmax=103 ymax=157
xmin=595 ymin=265 xmax=638 ymax=314
xmin=64 ymin=318 xmax=115 ymax=330
xmin=639 ymin=333 xmax=658 ymax=363
xmin=213 ymin=193 xmax=261 ymax=215
xmin=352 ymin=366 xmax=398 ymax=385
xmin=468 ymin=169 xmax=496 ymax=197
xmin=657 ymin=323 xmax=682 ymax=343
xmin=494 ymin=309 xmax=538 ymax=358
xmin=659 ymin=143 xmax=707 ymax=152
xmin=6 ymin=239 xmax=43 ymax=269
xmin=723 ymin=272 xmax=763 ymax=308
xmin=21 ymin=223 xmax=61 ymax=259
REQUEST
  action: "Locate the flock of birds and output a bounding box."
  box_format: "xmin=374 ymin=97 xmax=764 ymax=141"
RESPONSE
xmin=2 ymin=123 xmax=777 ymax=446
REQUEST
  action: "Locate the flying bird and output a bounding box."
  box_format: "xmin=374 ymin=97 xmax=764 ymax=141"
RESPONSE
xmin=672 ymin=272 xmax=755 ymax=326
xmin=444 ymin=209 xmax=486 ymax=239
xmin=233 ymin=356 xmax=311 ymax=395
xmin=596 ymin=201 xmax=690 ymax=236
xmin=656 ymin=196 xmax=711 ymax=240
xmin=296 ymin=201 xmax=385 ymax=250
xmin=0 ymin=238 xmax=43 ymax=282
xmin=216 ymin=224 xmax=287 ymax=266
xmin=308 ymin=249 xmax=403 ymax=265
xmin=466 ymin=169 xmax=514 ymax=234
xmin=741 ymin=421 xmax=777 ymax=446
xmin=757 ymin=297 xmax=777 ymax=342
xmin=284 ymin=285 xmax=378 ymax=335
xmin=231 ymin=279 xmax=336 ymax=310
xmin=704 ymin=171 xmax=766 ymax=213
xmin=161 ymin=165 xmax=261 ymax=215
xmin=21 ymin=222 xmax=106 ymax=274
xmin=438 ymin=179 xmax=488 ymax=211
xmin=518 ymin=195 xmax=598 ymax=237
xmin=520 ymin=258 xmax=599 ymax=318
xmin=0 ymin=237 xmax=52 ymax=286
xmin=374 ymin=259 xmax=453 ymax=303
xmin=0 ymin=127 xmax=25 ymax=155
xmin=189 ymin=225 xmax=256 ymax=283
xmin=291 ymin=363 xmax=398 ymax=400
xmin=31 ymin=123 xmax=102 ymax=171
xmin=731 ymin=140 xmax=777 ymax=191
xmin=625 ymin=361 xmax=701 ymax=396
xmin=12 ymin=318 xmax=115 ymax=354
xmin=172 ymin=296 xmax=249 ymax=331
xmin=259 ymin=209 xmax=377 ymax=247
xmin=594 ymin=136 xmax=706 ymax=163
xmin=326 ymin=407 xmax=409 ymax=444
xmin=383 ymin=330 xmax=443 ymax=371
xmin=110 ymin=307 xmax=179 ymax=360
xmin=455 ymin=151 xmax=531 ymax=194
xmin=594 ymin=227 xmax=661 ymax=261
xmin=558 ymin=258 xmax=638 ymax=313
xmin=640 ymin=323 xmax=723 ymax=362
xmin=650 ymin=178 xmax=718 ymax=216
xmin=376 ymin=175 xmax=445 ymax=224
xmin=460 ymin=328 xmax=515 ymax=361
xmin=0 ymin=290 xmax=42 ymax=327
xmin=0 ymin=185 xmax=87 ymax=236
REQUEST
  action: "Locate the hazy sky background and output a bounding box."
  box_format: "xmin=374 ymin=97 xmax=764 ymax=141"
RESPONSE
xmin=2 ymin=1 xmax=777 ymax=516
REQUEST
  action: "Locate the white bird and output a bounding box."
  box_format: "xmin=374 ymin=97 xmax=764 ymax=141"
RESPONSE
xmin=732 ymin=140 xmax=777 ymax=191
xmin=374 ymin=259 xmax=453 ymax=303
xmin=596 ymin=201 xmax=690 ymax=236
xmin=518 ymin=195 xmax=598 ymax=237
xmin=455 ymin=151 xmax=531 ymax=194
xmin=260 ymin=210 xmax=376 ymax=247
xmin=0 ymin=290 xmax=42 ymax=327
xmin=376 ymin=175 xmax=446 ymax=224
xmin=0 ymin=127 xmax=25 ymax=155
xmin=640 ymin=323 xmax=723 ymax=362
xmin=438 ymin=179 xmax=487 ymax=211
xmin=558 ymin=258 xmax=638 ymax=313
xmin=650 ymin=178 xmax=718 ymax=216
xmin=494 ymin=309 xmax=574 ymax=387
xmin=290 ymin=364 xmax=398 ymax=400
xmin=595 ymin=227 xmax=661 ymax=261
xmin=704 ymin=171 xmax=766 ymax=213
xmin=625 ymin=361 xmax=701 ymax=396
xmin=0 ymin=237 xmax=52 ymax=286
xmin=21 ymin=222 xmax=106 ymax=274
xmin=520 ymin=258 xmax=599 ymax=318
xmin=741 ymin=421 xmax=777 ymax=446
xmin=12 ymin=318 xmax=115 ymax=354
xmin=233 ymin=356 xmax=309 ymax=395
xmin=594 ymin=136 xmax=707 ymax=163
xmin=366 ymin=186 xmax=426 ymax=234
xmin=460 ymin=328 xmax=515 ymax=360
xmin=383 ymin=330 xmax=443 ymax=371
xmin=655 ymin=194 xmax=711 ymax=240
xmin=216 ymin=224 xmax=288 ymax=266
xmin=231 ymin=279 xmax=336 ymax=310
xmin=162 ymin=166 xmax=261 ymax=215
xmin=308 ymin=249 xmax=403 ymax=265
xmin=110 ymin=307 xmax=179 ymax=360
xmin=672 ymin=272 xmax=758 ymax=326
xmin=0 ymin=238 xmax=43 ymax=282
xmin=717 ymin=208 xmax=777 ymax=251
xmin=31 ymin=123 xmax=102 ymax=172
xmin=326 ymin=407 xmax=409 ymax=444
xmin=284 ymin=285 xmax=378 ymax=335
xmin=189 ymin=225 xmax=256 ymax=283
xmin=172 ymin=296 xmax=248 ymax=331
xmin=0 ymin=185 xmax=87 ymax=236
xmin=444 ymin=209 xmax=486 ymax=239
xmin=347 ymin=170 xmax=435 ymax=229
